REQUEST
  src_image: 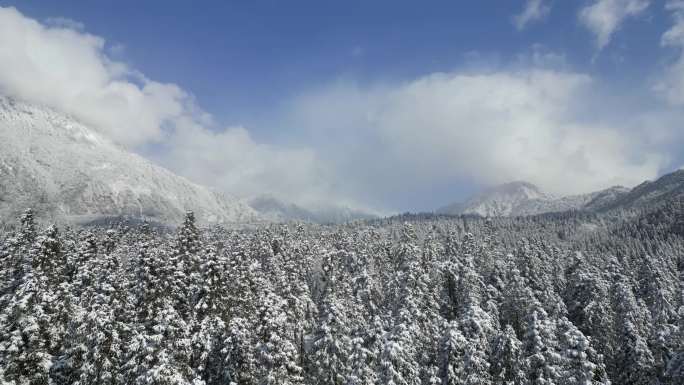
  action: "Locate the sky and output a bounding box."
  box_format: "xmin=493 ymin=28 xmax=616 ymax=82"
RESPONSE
xmin=0 ymin=0 xmax=683 ymax=213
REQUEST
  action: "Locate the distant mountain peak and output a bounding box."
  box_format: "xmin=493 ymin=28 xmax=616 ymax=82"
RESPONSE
xmin=437 ymin=180 xmax=631 ymax=217
xmin=440 ymin=180 xmax=549 ymax=217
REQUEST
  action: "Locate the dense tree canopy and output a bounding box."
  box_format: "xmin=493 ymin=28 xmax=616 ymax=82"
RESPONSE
xmin=0 ymin=205 xmax=682 ymax=385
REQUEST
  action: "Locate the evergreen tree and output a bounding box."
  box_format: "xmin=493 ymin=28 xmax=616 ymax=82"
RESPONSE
xmin=523 ymin=307 xmax=562 ymax=385
xmin=438 ymin=320 xmax=467 ymax=385
xmin=253 ymin=289 xmax=303 ymax=385
xmin=557 ymin=317 xmax=609 ymax=385
xmin=309 ymin=290 xmax=351 ymax=385
xmin=0 ymin=224 xmax=65 ymax=385
xmin=611 ymin=279 xmax=656 ymax=385
xmin=345 ymin=336 xmax=376 ymax=385
xmin=489 ymin=325 xmax=527 ymax=385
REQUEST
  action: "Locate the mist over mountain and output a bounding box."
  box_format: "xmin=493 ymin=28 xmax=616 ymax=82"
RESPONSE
xmin=0 ymin=96 xmax=261 ymax=226
xmin=0 ymin=95 xmax=379 ymax=226
xmin=248 ymin=195 xmax=378 ymax=224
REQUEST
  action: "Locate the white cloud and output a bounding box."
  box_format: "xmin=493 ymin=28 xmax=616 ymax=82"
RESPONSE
xmin=655 ymin=1 xmax=684 ymax=105
xmin=0 ymin=7 xmax=188 ymax=146
xmin=578 ymin=0 xmax=650 ymax=50
xmin=513 ymin=0 xmax=551 ymax=30
xmin=154 ymin=122 xmax=336 ymax=206
xmin=288 ymin=69 xmax=665 ymax=199
xmin=0 ymin=6 xmax=333 ymax=206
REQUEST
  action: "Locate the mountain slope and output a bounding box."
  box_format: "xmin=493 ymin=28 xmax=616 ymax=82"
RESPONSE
xmin=0 ymin=96 xmax=260 ymax=225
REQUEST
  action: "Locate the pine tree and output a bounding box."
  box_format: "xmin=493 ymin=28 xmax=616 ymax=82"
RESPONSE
xmin=564 ymin=261 xmax=614 ymax=362
xmin=345 ymin=336 xmax=376 ymax=385
xmin=125 ymin=297 xmax=200 ymax=385
xmin=489 ymin=325 xmax=527 ymax=385
xmin=57 ymin=242 xmax=128 ymax=385
xmin=0 ymin=209 xmax=37 ymax=308
xmin=310 ymin=290 xmax=351 ymax=385
xmin=523 ymin=306 xmax=562 ymax=385
xmin=0 ymin=224 xmax=65 ymax=385
xmin=253 ymin=289 xmax=303 ymax=385
xmin=223 ymin=317 xmax=257 ymax=385
xmin=438 ymin=320 xmax=467 ymax=385
xmin=457 ymin=300 xmax=495 ymax=385
xmin=664 ymin=256 xmax=684 ymax=384
xmin=192 ymin=315 xmax=227 ymax=385
xmin=557 ymin=317 xmax=609 ymax=385
xmin=171 ymin=211 xmax=203 ymax=321
xmin=611 ymin=279 xmax=656 ymax=385
xmin=378 ymin=224 xmax=423 ymax=385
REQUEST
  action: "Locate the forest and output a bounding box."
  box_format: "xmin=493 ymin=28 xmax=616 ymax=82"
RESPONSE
xmin=0 ymin=204 xmax=682 ymax=385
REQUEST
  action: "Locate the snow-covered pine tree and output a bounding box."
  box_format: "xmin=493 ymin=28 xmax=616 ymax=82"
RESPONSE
xmin=611 ymin=278 xmax=656 ymax=385
xmin=438 ymin=320 xmax=467 ymax=385
xmin=0 ymin=209 xmax=37 ymax=309
xmin=378 ymin=224 xmax=423 ymax=385
xmin=489 ymin=324 xmax=527 ymax=385
xmin=56 ymin=235 xmax=128 ymax=385
xmin=171 ymin=210 xmax=203 ymax=321
xmin=557 ymin=317 xmax=609 ymax=385
xmin=253 ymin=288 xmax=303 ymax=385
xmin=125 ymin=297 xmax=200 ymax=385
xmin=191 ymin=314 xmax=227 ymax=385
xmin=309 ymin=285 xmax=351 ymax=385
xmin=523 ymin=306 xmax=562 ymax=385
xmin=345 ymin=335 xmax=376 ymax=385
xmin=563 ymin=257 xmax=614 ymax=363
xmin=457 ymin=301 xmax=495 ymax=385
xmin=0 ymin=224 xmax=65 ymax=385
xmin=223 ymin=317 xmax=257 ymax=385
xmin=500 ymin=263 xmax=537 ymax=337
xmin=664 ymin=256 xmax=684 ymax=384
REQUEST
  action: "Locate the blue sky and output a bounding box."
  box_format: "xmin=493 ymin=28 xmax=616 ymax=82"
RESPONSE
xmin=6 ymin=1 xmax=668 ymax=126
xmin=1 ymin=1 xmax=683 ymax=212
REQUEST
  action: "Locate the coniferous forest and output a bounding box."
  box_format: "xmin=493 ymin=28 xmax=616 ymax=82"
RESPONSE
xmin=0 ymin=205 xmax=683 ymax=385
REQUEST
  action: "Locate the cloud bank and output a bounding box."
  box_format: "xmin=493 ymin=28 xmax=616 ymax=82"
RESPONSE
xmin=0 ymin=5 xmax=681 ymax=211
xmin=288 ymin=69 xmax=664 ymax=203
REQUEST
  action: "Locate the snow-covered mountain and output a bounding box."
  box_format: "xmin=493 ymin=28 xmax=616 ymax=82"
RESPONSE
xmin=437 ymin=181 xmax=630 ymax=217
xmin=248 ymin=195 xmax=378 ymax=224
xmin=0 ymin=96 xmax=261 ymax=226
xmin=597 ymin=169 xmax=684 ymax=211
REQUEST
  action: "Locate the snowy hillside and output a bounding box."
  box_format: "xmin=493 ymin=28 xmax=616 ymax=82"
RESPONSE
xmin=0 ymin=96 xmax=261 ymax=225
xmin=438 ymin=181 xmax=630 ymax=217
